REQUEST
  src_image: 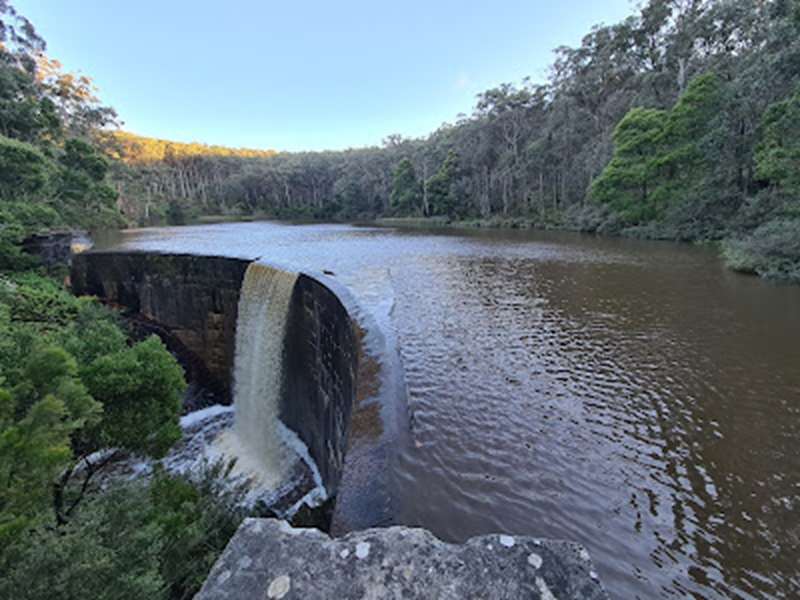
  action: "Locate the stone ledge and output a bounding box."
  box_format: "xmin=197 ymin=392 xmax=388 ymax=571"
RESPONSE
xmin=197 ymin=518 xmax=608 ymax=599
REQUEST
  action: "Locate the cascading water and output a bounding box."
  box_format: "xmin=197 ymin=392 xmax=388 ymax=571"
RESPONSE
xmin=214 ymin=262 xmax=300 ymax=491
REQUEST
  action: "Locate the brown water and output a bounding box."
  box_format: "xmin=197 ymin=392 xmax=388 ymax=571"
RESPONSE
xmin=97 ymin=222 xmax=800 ymax=599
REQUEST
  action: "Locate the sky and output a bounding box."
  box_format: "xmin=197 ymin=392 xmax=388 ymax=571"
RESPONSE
xmin=16 ymin=0 xmax=635 ymax=152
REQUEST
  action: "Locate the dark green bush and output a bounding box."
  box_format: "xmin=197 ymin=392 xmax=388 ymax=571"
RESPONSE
xmin=0 ymin=484 xmax=164 ymax=600
xmin=0 ymin=464 xmax=248 ymax=600
xmin=723 ymin=219 xmax=800 ymax=282
xmin=0 ymin=135 xmax=51 ymax=199
xmin=0 ymin=271 xmax=83 ymax=328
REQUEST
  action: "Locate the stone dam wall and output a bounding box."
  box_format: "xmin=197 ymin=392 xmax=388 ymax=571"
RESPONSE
xmin=70 ymin=250 xmax=357 ymax=497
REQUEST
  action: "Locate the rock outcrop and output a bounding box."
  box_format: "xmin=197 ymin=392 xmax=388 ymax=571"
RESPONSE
xmin=197 ymin=518 xmax=609 ymax=599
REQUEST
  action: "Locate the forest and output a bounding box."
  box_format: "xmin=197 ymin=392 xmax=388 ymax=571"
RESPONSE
xmin=109 ymin=0 xmax=800 ymax=282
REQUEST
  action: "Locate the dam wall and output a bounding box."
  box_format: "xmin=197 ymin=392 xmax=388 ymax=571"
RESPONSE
xmin=70 ymin=250 xmax=357 ymax=498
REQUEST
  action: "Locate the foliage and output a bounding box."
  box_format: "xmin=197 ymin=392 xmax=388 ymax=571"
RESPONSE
xmin=390 ymin=158 xmax=421 ymax=215
xmin=0 ymin=272 xmax=186 ymax=533
xmin=0 ymin=388 xmax=75 ymax=543
xmin=149 ymin=462 xmax=249 ymax=599
xmin=755 ymin=86 xmax=800 ymax=196
xmin=108 ymin=130 xmax=276 ymax=163
xmin=0 ymin=484 xmax=164 ymax=600
xmin=0 ymin=1 xmax=123 ymax=243
xmin=426 ymin=150 xmax=461 ymax=218
xmin=592 ymin=73 xmax=724 ymax=226
xmin=591 ymin=107 xmax=668 ymax=223
xmin=0 ymin=134 xmax=51 ymax=198
xmin=0 ymin=332 xmax=102 ymax=541
xmin=723 ymin=218 xmax=800 ymax=282
xmin=0 ymin=271 xmax=83 ymax=328
xmin=0 ymin=219 xmax=34 ymax=271
xmin=54 ymin=138 xmax=124 ymax=229
xmin=0 ymin=464 xmax=249 ymax=600
xmin=56 ymin=302 xmax=127 ymax=367
xmin=83 ymin=336 xmax=185 ymax=458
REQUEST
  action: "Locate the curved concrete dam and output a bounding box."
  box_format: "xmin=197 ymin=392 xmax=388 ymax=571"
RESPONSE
xmin=71 ymin=251 xmax=358 ymax=503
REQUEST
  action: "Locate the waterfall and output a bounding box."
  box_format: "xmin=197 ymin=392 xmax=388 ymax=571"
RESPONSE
xmin=214 ymin=261 xmax=299 ymax=490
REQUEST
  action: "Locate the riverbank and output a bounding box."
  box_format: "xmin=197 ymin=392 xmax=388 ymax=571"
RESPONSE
xmin=374 ymin=215 xmax=800 ymax=284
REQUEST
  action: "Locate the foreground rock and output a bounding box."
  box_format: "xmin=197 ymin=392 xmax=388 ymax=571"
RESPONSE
xmin=198 ymin=518 xmax=608 ymax=599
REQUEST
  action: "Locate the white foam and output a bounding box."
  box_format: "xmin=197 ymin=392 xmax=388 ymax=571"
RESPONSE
xmin=180 ymin=404 xmax=234 ymax=429
xmin=278 ymin=422 xmax=328 ymax=511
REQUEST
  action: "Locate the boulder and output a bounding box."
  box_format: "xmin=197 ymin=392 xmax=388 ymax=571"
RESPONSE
xmin=197 ymin=518 xmax=608 ymax=599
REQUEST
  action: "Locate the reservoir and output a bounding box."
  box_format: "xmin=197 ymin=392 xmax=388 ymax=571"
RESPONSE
xmin=97 ymin=222 xmax=800 ymax=599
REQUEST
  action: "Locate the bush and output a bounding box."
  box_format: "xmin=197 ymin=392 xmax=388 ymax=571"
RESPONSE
xmin=0 ymin=484 xmax=165 ymax=600
xmin=0 ymin=464 xmax=249 ymax=600
xmin=0 ymin=200 xmax=61 ymax=232
xmin=56 ymin=301 xmax=128 ymax=367
xmin=83 ymin=336 xmax=185 ymax=457
xmin=0 ymin=273 xmax=187 ymax=531
xmin=150 ymin=462 xmax=249 ymax=599
xmin=0 ymin=271 xmax=83 ymax=328
xmin=723 ymin=219 xmax=800 ymax=282
xmin=0 ymin=135 xmax=51 ymax=199
xmin=0 ymin=343 xmax=101 ymax=542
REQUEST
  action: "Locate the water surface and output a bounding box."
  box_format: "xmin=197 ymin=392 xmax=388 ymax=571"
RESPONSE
xmin=96 ymin=222 xmax=800 ymax=599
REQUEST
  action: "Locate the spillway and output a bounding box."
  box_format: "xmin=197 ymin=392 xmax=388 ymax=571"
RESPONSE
xmin=71 ymin=250 xmax=359 ymax=521
xmin=215 ymin=261 xmax=300 ymax=491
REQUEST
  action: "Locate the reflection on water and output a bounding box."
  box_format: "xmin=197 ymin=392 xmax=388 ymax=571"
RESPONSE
xmin=96 ymin=222 xmax=800 ymax=599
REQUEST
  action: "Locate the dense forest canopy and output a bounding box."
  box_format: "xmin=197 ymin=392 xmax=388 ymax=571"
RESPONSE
xmin=105 ymin=0 xmax=800 ymax=279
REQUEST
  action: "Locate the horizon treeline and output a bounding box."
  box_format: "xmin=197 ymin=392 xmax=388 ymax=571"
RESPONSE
xmin=1 ymin=0 xmax=798 ymax=280
xmin=111 ymin=0 xmax=800 ymax=279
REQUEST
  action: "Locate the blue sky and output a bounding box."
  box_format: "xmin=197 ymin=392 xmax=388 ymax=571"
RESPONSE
xmin=16 ymin=0 xmax=634 ymax=151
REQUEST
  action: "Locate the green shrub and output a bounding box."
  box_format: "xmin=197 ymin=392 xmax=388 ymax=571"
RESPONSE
xmin=83 ymin=336 xmax=185 ymax=457
xmin=0 ymin=272 xmax=83 ymax=328
xmin=0 ymin=135 xmax=51 ymax=199
xmin=56 ymin=301 xmax=128 ymax=368
xmin=756 ymin=87 xmax=800 ymax=196
xmin=0 ymin=273 xmax=187 ymax=530
xmin=150 ymin=462 xmax=249 ymax=599
xmin=0 ymin=484 xmax=165 ymax=600
xmin=0 ymin=388 xmax=74 ymax=543
xmin=0 ymin=464 xmax=249 ymax=600
xmin=723 ymin=219 xmax=800 ymax=282
xmin=0 ymin=200 xmax=61 ymax=232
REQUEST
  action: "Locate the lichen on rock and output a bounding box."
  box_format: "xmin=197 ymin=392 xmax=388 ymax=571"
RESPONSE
xmin=197 ymin=518 xmax=608 ymax=599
